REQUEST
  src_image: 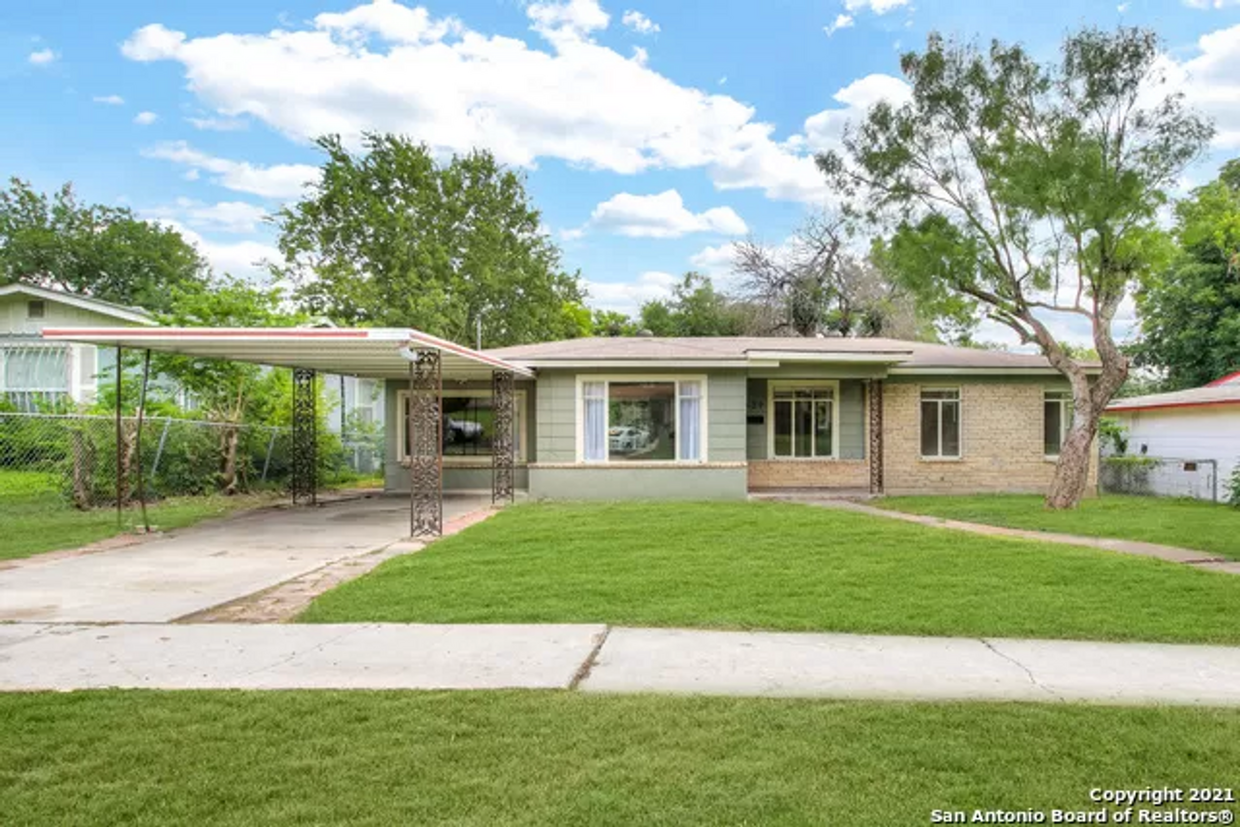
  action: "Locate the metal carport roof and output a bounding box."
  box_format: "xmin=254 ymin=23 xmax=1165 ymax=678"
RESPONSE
xmin=39 ymin=326 xmax=534 ymax=380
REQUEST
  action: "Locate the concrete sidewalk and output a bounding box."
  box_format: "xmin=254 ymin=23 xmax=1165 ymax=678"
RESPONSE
xmin=2 ymin=623 xmax=1239 ymax=705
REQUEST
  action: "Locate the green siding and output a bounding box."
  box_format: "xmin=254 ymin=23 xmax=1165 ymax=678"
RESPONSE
xmin=530 ymin=466 xmax=747 ymax=500
xmin=746 ymin=379 xmax=767 ymax=460
xmin=707 ymin=371 xmax=747 ymax=462
xmin=534 ymin=370 xmax=578 ymax=463
xmin=839 ymin=380 xmax=866 ymax=460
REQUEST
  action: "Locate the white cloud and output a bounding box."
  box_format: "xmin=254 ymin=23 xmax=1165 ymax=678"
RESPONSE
xmin=93 ymin=94 xmax=125 ymax=105
xmin=1117 ymin=2 xmax=1130 ymax=11
xmin=802 ymin=73 xmax=912 ymax=153
xmin=824 ymin=14 xmax=855 ymax=36
xmin=1169 ymin=24 xmax=1240 ymax=149
xmin=142 ymin=142 xmax=319 ymax=199
xmin=586 ymin=271 xmax=677 ymax=313
xmin=689 ymin=242 xmax=739 ymax=279
xmin=621 ymin=10 xmax=660 ymax=35
xmin=527 ymin=0 xmax=610 ymax=38
xmin=133 ymin=111 xmax=159 ymax=126
xmin=588 ymin=190 xmax=747 ymax=238
xmin=1183 ymin=0 xmax=1240 ymax=7
xmin=28 ymin=48 xmax=56 ymax=65
xmin=148 ymin=198 xmax=270 ymax=234
xmin=155 ymin=219 xmax=279 ymax=281
xmin=187 ymin=115 xmax=248 ymax=131
xmin=631 ymin=45 xmax=648 ymax=65
xmin=118 ymin=1 xmax=833 ymax=203
xmin=843 ymin=0 xmax=910 ymax=13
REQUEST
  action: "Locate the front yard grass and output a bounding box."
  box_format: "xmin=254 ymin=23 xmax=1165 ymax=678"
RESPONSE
xmin=2 ymin=690 xmax=1238 ymax=826
xmin=877 ymin=494 xmax=1240 ymax=560
xmin=0 ymin=469 xmax=282 ymax=562
xmin=300 ymin=501 xmax=1240 ymax=644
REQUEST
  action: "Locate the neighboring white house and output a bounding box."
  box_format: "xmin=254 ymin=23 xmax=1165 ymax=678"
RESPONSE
xmin=1106 ymin=373 xmax=1240 ymax=501
xmin=0 ymin=283 xmax=155 ymax=409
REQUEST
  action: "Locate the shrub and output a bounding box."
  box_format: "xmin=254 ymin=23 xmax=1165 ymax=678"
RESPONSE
xmin=1227 ymin=462 xmax=1240 ymax=509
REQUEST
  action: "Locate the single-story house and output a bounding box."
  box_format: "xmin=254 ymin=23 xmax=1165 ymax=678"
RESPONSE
xmin=1105 ymin=372 xmax=1240 ymax=501
xmin=384 ymin=336 xmax=1096 ymax=499
xmin=40 ymin=328 xmax=1096 ymax=507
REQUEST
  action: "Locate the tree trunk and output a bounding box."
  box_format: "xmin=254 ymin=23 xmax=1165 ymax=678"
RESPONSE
xmin=220 ymin=426 xmax=240 ymax=495
xmin=1045 ymin=421 xmax=1097 ymax=509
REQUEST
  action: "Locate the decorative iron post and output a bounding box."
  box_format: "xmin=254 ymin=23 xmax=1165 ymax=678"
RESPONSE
xmin=408 ymin=350 xmax=443 ymax=536
xmin=291 ymin=367 xmax=318 ymax=505
xmin=491 ymin=369 xmax=516 ymax=504
xmin=868 ymin=379 xmax=884 ymax=495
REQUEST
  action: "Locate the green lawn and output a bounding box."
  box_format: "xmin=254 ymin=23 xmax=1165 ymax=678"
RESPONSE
xmin=1 ymin=690 xmax=1237 ymax=826
xmin=877 ymin=494 xmax=1240 ymax=559
xmin=0 ymin=470 xmax=281 ymax=562
xmin=300 ymin=501 xmax=1240 ymax=644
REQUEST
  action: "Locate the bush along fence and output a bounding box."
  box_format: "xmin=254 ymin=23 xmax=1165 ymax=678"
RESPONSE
xmin=0 ymin=412 xmax=382 ymax=509
xmin=1100 ymin=455 xmax=1219 ymax=502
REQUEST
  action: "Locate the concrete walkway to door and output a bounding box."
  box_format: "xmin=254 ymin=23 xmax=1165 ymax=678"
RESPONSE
xmin=771 ymin=496 xmax=1240 ymax=573
xmin=0 ymin=494 xmax=492 ymax=624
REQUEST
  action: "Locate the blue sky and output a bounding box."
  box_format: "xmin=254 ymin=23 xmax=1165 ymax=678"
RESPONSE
xmin=3 ymin=0 xmax=1240 ymax=344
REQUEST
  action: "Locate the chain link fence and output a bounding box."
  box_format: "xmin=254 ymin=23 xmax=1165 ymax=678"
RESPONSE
xmin=0 ymin=412 xmax=384 ymax=509
xmin=1100 ymin=456 xmax=1219 ymax=502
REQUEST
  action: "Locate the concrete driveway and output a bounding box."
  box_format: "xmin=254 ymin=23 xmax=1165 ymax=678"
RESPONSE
xmin=0 ymin=493 xmax=490 ymax=624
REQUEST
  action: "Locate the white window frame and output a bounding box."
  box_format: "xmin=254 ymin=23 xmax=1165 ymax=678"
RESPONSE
xmin=1043 ymin=389 xmax=1073 ymax=459
xmin=766 ymin=380 xmax=840 ymax=460
xmin=575 ymin=375 xmax=709 ymax=464
xmin=919 ymin=386 xmax=963 ymax=461
xmin=396 ymin=388 xmax=528 ymax=465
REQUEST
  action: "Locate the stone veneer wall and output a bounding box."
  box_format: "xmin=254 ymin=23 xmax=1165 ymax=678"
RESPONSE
xmin=881 ymin=380 xmax=1098 ymax=496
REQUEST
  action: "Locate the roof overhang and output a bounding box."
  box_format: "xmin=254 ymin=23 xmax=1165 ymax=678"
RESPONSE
xmin=1107 ymin=399 xmax=1240 ymax=414
xmin=39 ymin=327 xmax=534 ymax=380
xmin=888 ymin=366 xmax=1096 ymax=376
xmin=507 ymin=351 xmax=915 ymax=371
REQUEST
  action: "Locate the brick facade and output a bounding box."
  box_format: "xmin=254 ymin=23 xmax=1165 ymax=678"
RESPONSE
xmin=880 ymin=381 xmax=1098 ymax=496
xmin=748 ymin=459 xmax=869 ymax=490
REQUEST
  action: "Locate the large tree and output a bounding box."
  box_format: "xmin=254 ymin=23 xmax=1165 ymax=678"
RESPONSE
xmin=732 ymin=213 xmax=946 ymax=340
xmin=819 ymin=28 xmax=1213 ymax=508
xmin=274 ymin=134 xmax=585 ymax=347
xmin=0 ymin=179 xmax=209 ymax=312
xmin=1131 ymin=159 xmax=1240 ymax=389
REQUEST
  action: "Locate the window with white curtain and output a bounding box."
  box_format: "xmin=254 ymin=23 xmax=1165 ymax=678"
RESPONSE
xmin=580 ymin=377 xmax=706 ymax=463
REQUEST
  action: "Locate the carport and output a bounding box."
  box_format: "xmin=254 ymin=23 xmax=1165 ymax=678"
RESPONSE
xmin=40 ymin=327 xmax=533 ymax=537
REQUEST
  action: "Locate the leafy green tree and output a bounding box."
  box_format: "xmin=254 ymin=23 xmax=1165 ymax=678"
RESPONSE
xmin=819 ymin=28 xmax=1212 ymax=508
xmin=0 ymin=178 xmax=208 ymax=312
xmin=1131 ymin=159 xmax=1240 ymax=389
xmin=154 ymin=278 xmax=305 ymax=493
xmin=274 ymin=134 xmax=584 ymax=347
xmin=636 ymin=273 xmax=746 ymax=337
xmin=591 ymin=309 xmax=638 ymax=337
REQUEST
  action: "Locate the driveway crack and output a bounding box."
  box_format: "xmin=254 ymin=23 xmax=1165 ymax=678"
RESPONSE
xmin=980 ymin=638 xmax=1062 ymax=702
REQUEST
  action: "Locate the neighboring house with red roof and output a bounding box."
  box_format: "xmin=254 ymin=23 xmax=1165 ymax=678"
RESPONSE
xmin=1106 ymin=374 xmax=1240 ymax=501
